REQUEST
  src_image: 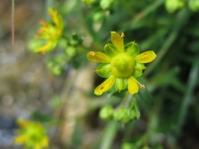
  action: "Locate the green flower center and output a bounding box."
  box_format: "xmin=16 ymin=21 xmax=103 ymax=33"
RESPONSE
xmin=111 ymin=53 xmax=135 ymax=78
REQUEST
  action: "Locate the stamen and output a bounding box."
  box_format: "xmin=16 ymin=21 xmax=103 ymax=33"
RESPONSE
xmin=141 ymin=85 xmax=145 ymax=89
xmin=90 ymin=51 xmax=95 ymax=56
xmin=133 ymin=77 xmax=145 ymax=89
xmin=121 ymin=32 xmax=125 ymax=38
xmin=58 ymin=30 xmax=61 ymax=34
xmin=40 ymin=21 xmax=48 ymax=27
xmin=41 ymin=51 xmax=46 ymax=55
xmin=37 ymin=29 xmax=45 ymax=34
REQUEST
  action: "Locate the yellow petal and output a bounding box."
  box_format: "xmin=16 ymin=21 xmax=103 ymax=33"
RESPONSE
xmin=42 ymin=137 xmax=49 ymax=147
xmin=128 ymin=76 xmax=139 ymax=94
xmin=34 ymin=144 xmax=41 ymax=149
xmin=14 ymin=134 xmax=27 ymax=144
xmin=17 ymin=118 xmax=30 ymax=127
xmin=135 ymin=51 xmax=156 ymax=63
xmin=94 ymin=75 xmax=116 ymax=95
xmin=48 ymin=9 xmax=61 ymax=28
xmin=35 ymin=42 xmax=55 ymax=53
xmin=111 ymin=31 xmax=124 ymax=52
xmin=87 ymin=51 xmax=111 ymax=63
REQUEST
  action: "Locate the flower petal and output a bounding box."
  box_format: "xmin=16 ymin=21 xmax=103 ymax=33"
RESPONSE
xmin=87 ymin=51 xmax=111 ymax=63
xmin=111 ymin=31 xmax=124 ymax=52
xmin=48 ymin=9 xmax=63 ymax=30
xmin=115 ymin=78 xmax=128 ymax=91
xmin=94 ymin=75 xmax=116 ymax=95
xmin=42 ymin=137 xmax=49 ymax=147
xmin=14 ymin=134 xmax=27 ymax=144
xmin=35 ymin=42 xmax=56 ymax=53
xmin=135 ymin=51 xmax=156 ymax=63
xmin=96 ymin=64 xmax=112 ymax=78
xmin=125 ymin=42 xmax=140 ymax=57
xmin=104 ymin=43 xmax=119 ymax=57
xmin=17 ymin=118 xmax=30 ymax=127
xmin=128 ymin=76 xmax=139 ymax=94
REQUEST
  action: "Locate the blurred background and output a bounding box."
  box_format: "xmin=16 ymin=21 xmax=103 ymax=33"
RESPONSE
xmin=0 ymin=0 xmax=199 ymax=149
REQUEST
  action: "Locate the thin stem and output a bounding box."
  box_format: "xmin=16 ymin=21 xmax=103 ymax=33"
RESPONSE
xmin=125 ymin=94 xmax=133 ymax=108
xmin=114 ymin=92 xmax=131 ymax=110
xmin=99 ymin=121 xmax=119 ymax=149
xmin=11 ymin=0 xmax=15 ymax=50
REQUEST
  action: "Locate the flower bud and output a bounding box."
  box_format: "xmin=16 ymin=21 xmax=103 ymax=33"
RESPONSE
xmin=189 ymin=0 xmax=199 ymax=11
xmin=99 ymin=105 xmax=113 ymax=120
xmin=165 ymin=0 xmax=184 ymax=13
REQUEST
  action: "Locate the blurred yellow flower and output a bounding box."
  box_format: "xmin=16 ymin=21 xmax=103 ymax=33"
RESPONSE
xmin=87 ymin=31 xmax=156 ymax=95
xmin=14 ymin=119 xmax=49 ymax=149
xmin=33 ymin=8 xmax=64 ymax=54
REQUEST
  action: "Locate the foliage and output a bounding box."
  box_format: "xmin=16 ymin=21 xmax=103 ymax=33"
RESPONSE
xmin=14 ymin=119 xmax=48 ymax=149
xmin=11 ymin=0 xmax=199 ymax=148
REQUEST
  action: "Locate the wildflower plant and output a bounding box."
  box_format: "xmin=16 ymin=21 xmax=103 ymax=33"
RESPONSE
xmin=14 ymin=119 xmax=49 ymax=149
xmin=28 ymin=8 xmax=84 ymax=76
xmin=29 ymin=8 xmax=64 ymax=54
xmin=87 ymin=31 xmax=156 ymax=96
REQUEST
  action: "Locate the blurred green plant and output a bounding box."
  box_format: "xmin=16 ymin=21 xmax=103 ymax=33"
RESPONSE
xmin=14 ymin=119 xmax=48 ymax=149
xmin=28 ymin=8 xmax=84 ymax=76
xmin=22 ymin=0 xmax=199 ymax=148
xmin=189 ymin=0 xmax=199 ymax=11
xmin=165 ymin=0 xmax=184 ymax=13
xmin=29 ymin=8 xmax=64 ymax=54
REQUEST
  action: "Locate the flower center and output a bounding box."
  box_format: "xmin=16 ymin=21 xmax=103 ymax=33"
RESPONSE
xmin=111 ymin=53 xmax=135 ymax=78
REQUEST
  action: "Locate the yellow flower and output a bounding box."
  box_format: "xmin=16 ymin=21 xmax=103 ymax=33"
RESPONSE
xmin=33 ymin=8 xmax=64 ymax=54
xmin=87 ymin=31 xmax=156 ymax=95
xmin=14 ymin=119 xmax=49 ymax=149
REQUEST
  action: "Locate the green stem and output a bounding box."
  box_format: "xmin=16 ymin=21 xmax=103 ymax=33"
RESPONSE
xmin=11 ymin=0 xmax=15 ymax=50
xmin=125 ymin=94 xmax=133 ymax=108
xmin=99 ymin=121 xmax=119 ymax=149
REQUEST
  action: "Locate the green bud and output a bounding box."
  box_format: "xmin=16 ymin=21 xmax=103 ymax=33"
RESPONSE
xmin=100 ymin=0 xmax=114 ymax=9
xmin=113 ymin=108 xmax=137 ymax=123
xmin=47 ymin=55 xmax=66 ymax=75
xmin=65 ymin=46 xmax=76 ymax=58
xmin=52 ymin=65 xmax=62 ymax=75
xmin=99 ymin=105 xmax=113 ymax=120
xmin=165 ymin=0 xmax=184 ymax=13
xmin=82 ymin=0 xmax=91 ymax=5
xmin=82 ymin=0 xmax=99 ymax=6
xmin=114 ymin=108 xmax=133 ymax=123
xmin=122 ymin=142 xmax=133 ymax=149
xmin=113 ymin=107 xmax=127 ymax=121
xmin=189 ymin=0 xmax=199 ymax=11
xmin=129 ymin=110 xmax=136 ymax=119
